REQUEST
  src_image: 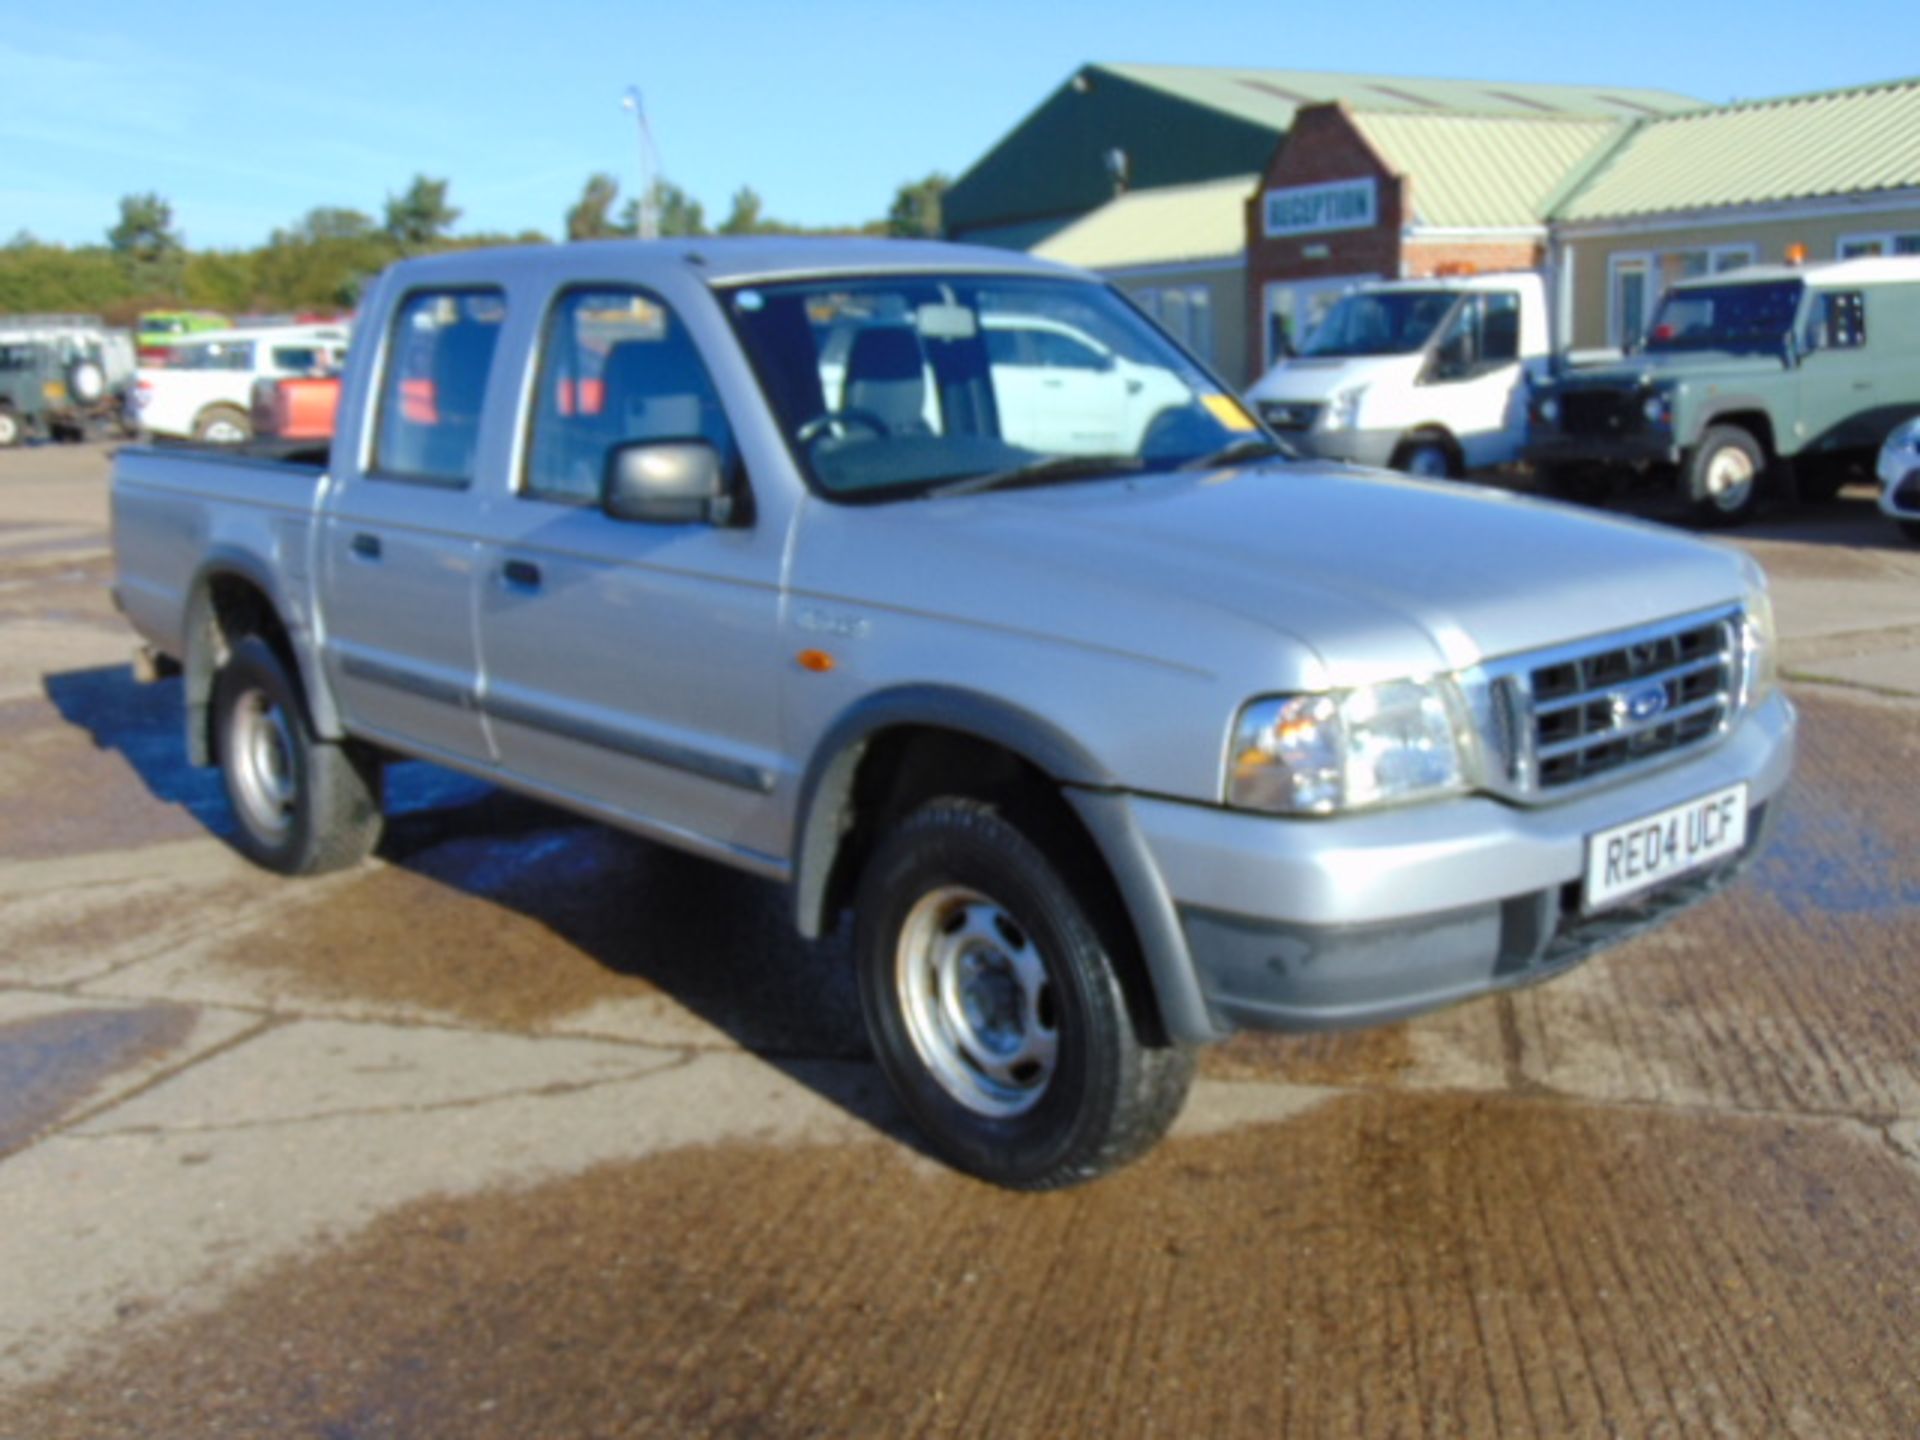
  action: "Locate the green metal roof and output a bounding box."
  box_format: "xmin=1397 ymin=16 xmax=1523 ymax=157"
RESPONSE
xmin=1555 ymin=76 xmax=1920 ymax=222
xmin=1101 ymin=63 xmax=1699 ymax=125
xmin=1349 ymin=112 xmax=1624 ymax=228
xmin=1031 ymin=174 xmax=1257 ymax=270
xmin=944 ymin=63 xmax=1700 ymax=242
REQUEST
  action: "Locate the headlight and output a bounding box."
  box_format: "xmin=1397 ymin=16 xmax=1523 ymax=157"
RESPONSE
xmin=1535 ymin=395 xmax=1560 ymax=424
xmin=1323 ymin=383 xmax=1369 ymax=432
xmin=1229 ymin=678 xmax=1477 ymax=814
xmin=1643 ymin=390 xmax=1672 ymax=427
xmin=1739 ymin=588 xmax=1777 ymax=709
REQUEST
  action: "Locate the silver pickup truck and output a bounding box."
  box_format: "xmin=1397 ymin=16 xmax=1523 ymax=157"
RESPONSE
xmin=111 ymin=239 xmax=1796 ymax=1189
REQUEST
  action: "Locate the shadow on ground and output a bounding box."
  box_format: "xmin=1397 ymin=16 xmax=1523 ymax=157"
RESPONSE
xmin=41 ymin=663 xmax=909 ymax=1146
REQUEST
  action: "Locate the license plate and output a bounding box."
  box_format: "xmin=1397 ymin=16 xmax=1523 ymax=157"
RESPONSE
xmin=1584 ymin=784 xmax=1748 ymax=912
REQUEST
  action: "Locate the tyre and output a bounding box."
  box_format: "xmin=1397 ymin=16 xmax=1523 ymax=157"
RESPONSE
xmin=1393 ymin=436 xmax=1456 ymax=480
xmin=212 ymin=635 xmax=383 ymax=875
xmin=0 ymin=407 xmax=19 ymax=448
xmin=193 ymin=404 xmax=252 ymax=445
xmin=1685 ymin=425 xmax=1766 ymax=527
xmin=853 ymin=797 xmax=1195 ymax=1189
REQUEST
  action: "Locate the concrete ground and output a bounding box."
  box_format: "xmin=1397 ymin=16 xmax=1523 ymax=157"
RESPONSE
xmin=1 ymin=443 xmax=1917 ymax=1438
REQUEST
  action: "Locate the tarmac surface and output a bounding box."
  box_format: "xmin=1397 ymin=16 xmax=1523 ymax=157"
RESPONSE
xmin=1 ymin=442 xmax=1917 ymax=1437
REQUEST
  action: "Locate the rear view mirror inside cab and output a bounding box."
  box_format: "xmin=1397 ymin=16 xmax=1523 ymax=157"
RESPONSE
xmin=915 ymin=303 xmax=977 ymax=340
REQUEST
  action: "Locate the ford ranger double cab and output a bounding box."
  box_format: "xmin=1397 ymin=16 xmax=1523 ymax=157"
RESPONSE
xmin=111 ymin=239 xmax=1796 ymax=1189
xmin=1527 ymin=255 xmax=1920 ymax=526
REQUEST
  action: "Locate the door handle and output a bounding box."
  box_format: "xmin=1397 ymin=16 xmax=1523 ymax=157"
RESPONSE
xmin=501 ymin=558 xmax=542 ymax=591
xmin=349 ymin=533 xmax=382 ymax=561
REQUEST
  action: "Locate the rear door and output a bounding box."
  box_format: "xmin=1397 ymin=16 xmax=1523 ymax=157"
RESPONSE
xmin=317 ymin=287 xmax=505 ymax=765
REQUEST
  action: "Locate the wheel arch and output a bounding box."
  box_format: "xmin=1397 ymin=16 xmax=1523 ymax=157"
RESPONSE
xmin=1698 ymin=407 xmax=1777 ymax=458
xmin=792 ymin=686 xmax=1220 ymax=1045
xmin=1391 ymin=425 xmax=1464 ymax=476
xmin=182 ymin=550 xmax=342 ymax=765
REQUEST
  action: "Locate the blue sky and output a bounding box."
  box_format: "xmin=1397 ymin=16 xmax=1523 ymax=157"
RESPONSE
xmin=4 ymin=0 xmax=1916 ymax=250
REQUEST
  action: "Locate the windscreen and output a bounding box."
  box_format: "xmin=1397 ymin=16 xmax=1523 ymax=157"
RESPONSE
xmin=725 ymin=274 xmax=1262 ymax=500
xmin=1643 ymin=281 xmax=1803 ymax=354
xmin=1300 ymin=291 xmax=1456 ymax=357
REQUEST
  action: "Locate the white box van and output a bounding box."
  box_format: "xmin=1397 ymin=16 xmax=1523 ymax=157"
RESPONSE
xmin=1245 ymin=273 xmax=1549 ymax=477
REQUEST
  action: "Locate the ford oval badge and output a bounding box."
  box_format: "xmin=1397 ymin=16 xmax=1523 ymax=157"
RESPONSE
xmin=1626 ymin=684 xmax=1669 ymax=723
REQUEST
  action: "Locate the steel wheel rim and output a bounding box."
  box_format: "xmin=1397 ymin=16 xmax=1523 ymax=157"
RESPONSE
xmin=230 ymin=688 xmax=297 ymax=839
xmin=1704 ymin=447 xmax=1755 ymax=510
xmin=202 ymin=417 xmax=246 ymax=444
xmin=0 ymin=414 xmax=16 ymax=445
xmin=894 ymin=885 xmax=1059 ymax=1118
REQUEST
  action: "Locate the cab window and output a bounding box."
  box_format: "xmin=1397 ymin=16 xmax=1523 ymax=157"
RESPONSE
xmin=373 ymin=289 xmax=506 ymax=487
xmin=1806 ymin=291 xmax=1867 ymax=351
xmin=523 ymin=287 xmax=738 ymax=506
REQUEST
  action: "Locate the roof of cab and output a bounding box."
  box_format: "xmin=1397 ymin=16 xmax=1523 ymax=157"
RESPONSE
xmin=385 ymin=236 xmax=1081 ymax=288
xmin=1671 ymin=255 xmax=1920 ymax=290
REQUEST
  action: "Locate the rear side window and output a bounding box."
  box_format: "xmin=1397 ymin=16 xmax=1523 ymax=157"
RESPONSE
xmin=374 ymin=289 xmax=506 ymax=486
xmin=522 ymin=287 xmax=736 ymax=506
xmin=1807 ymin=291 xmax=1867 ymax=351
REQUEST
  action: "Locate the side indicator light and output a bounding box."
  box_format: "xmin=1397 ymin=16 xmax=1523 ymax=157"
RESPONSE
xmin=797 ymin=649 xmax=836 ymax=673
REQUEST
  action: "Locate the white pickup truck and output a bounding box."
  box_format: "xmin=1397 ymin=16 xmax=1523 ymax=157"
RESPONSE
xmin=1246 ymin=272 xmax=1550 ymax=478
xmin=110 ymin=239 xmax=1794 ymax=1188
xmin=134 ymin=323 xmax=350 ymax=444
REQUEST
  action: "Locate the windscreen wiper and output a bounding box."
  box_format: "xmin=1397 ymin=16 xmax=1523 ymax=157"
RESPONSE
xmin=1178 ymin=437 xmax=1292 ymax=469
xmin=929 ymin=453 xmax=1146 ymax=498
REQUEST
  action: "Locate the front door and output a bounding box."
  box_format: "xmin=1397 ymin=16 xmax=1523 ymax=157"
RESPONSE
xmin=470 ymin=285 xmax=790 ymax=864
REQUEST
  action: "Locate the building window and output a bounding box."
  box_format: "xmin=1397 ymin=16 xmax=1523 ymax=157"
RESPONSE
xmin=1135 ymin=285 xmax=1213 ymax=364
xmin=1838 ymin=231 xmax=1920 ymax=259
xmin=1609 ymin=246 xmax=1756 ymax=349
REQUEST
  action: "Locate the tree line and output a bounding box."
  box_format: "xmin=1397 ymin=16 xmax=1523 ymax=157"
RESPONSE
xmin=0 ymin=171 xmax=949 ymax=324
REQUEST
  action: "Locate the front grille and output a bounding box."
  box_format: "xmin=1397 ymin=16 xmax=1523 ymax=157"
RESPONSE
xmin=1259 ymin=400 xmax=1322 ymax=432
xmin=1559 ymin=388 xmax=1642 ymax=438
xmin=1524 ymin=616 xmax=1738 ymax=790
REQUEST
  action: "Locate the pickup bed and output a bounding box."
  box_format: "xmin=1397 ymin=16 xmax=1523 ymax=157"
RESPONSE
xmin=112 ymin=238 xmax=1796 ymax=1188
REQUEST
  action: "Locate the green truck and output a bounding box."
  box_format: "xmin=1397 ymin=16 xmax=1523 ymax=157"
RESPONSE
xmin=1526 ymin=257 xmax=1920 ymax=525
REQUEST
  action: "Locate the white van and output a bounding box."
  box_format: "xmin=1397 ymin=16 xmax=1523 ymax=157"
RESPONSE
xmin=1245 ymin=273 xmax=1549 ymax=477
xmin=134 ymin=324 xmax=350 ymax=444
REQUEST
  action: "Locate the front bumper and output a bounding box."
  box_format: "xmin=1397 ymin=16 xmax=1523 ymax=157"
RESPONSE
xmin=1525 ymin=430 xmax=1680 ymax=470
xmin=1878 ymin=465 xmax=1920 ymax=522
xmin=1275 ymin=426 xmax=1401 ymax=470
xmin=1128 ymin=691 xmax=1796 ymax=1032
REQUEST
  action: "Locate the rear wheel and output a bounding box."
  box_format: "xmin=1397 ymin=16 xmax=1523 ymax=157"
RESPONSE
xmin=1685 ymin=425 xmax=1765 ymax=527
xmin=0 ymin=407 xmax=20 ymax=448
xmin=213 ymin=636 xmax=382 ymax=875
xmin=194 ymin=404 xmax=251 ymax=445
xmin=854 ymin=797 xmax=1194 ymax=1190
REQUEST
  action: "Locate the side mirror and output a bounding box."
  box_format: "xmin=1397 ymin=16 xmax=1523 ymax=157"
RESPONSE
xmin=603 ymin=439 xmax=732 ymax=526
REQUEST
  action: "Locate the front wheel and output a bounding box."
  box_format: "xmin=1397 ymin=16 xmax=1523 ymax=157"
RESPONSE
xmin=0 ymin=407 xmax=20 ymax=448
xmin=1393 ymin=436 xmax=1457 ymax=480
xmin=854 ymin=797 xmax=1194 ymax=1189
xmin=212 ymin=636 xmax=383 ymax=875
xmin=1685 ymin=425 xmax=1766 ymax=527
